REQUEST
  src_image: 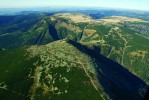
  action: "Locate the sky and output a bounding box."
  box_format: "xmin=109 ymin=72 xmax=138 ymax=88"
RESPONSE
xmin=0 ymin=0 xmax=149 ymax=11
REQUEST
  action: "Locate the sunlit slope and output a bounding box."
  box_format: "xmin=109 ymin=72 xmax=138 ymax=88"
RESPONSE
xmin=28 ymin=41 xmax=106 ymax=100
xmin=0 ymin=41 xmax=107 ymax=100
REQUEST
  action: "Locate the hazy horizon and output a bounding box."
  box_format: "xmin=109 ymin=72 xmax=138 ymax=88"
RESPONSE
xmin=0 ymin=0 xmax=149 ymax=11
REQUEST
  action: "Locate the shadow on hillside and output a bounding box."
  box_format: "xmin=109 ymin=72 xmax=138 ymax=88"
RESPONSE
xmin=67 ymin=40 xmax=149 ymax=100
xmin=48 ymin=24 xmax=59 ymax=40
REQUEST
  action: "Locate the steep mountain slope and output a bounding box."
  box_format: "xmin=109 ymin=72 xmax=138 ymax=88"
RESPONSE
xmin=68 ymin=40 xmax=148 ymax=100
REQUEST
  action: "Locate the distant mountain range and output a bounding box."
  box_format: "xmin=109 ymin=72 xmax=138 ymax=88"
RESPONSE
xmin=0 ymin=7 xmax=149 ymax=19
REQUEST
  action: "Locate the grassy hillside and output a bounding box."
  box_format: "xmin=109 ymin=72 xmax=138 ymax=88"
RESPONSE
xmin=27 ymin=41 xmax=107 ymax=100
xmin=0 ymin=41 xmax=108 ymax=100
